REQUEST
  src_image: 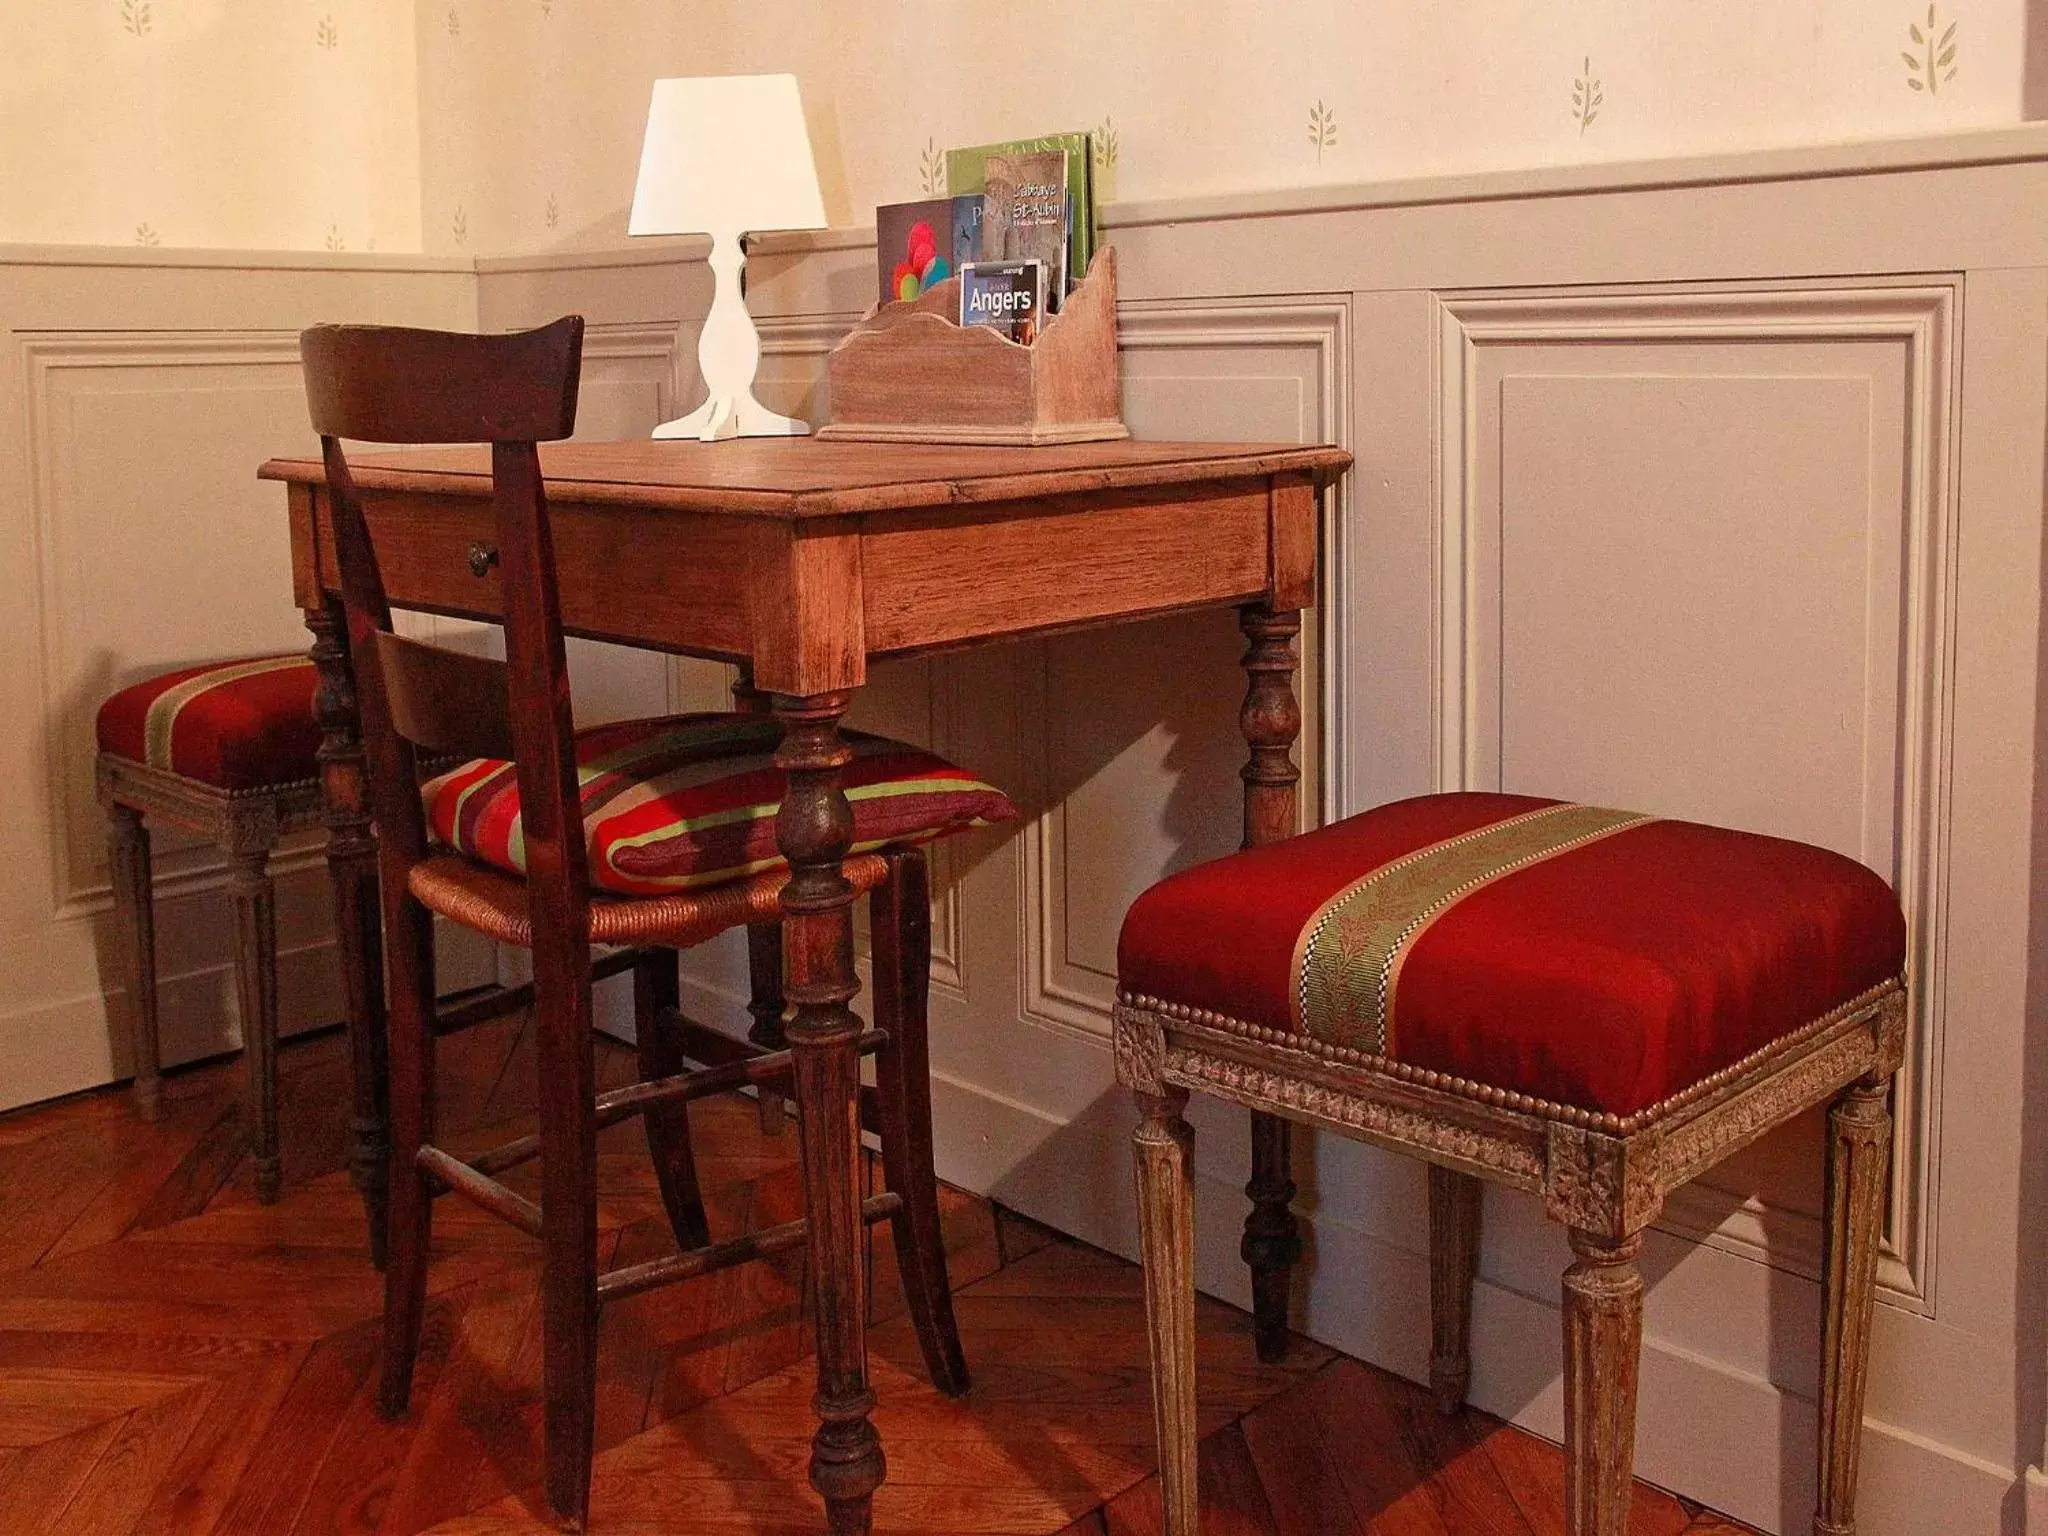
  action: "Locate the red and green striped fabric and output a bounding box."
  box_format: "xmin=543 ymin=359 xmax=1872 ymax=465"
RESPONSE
xmin=96 ymin=655 xmax=321 ymax=791
xmin=420 ymin=713 xmax=1017 ymax=896
xmin=1119 ymin=792 xmax=1906 ymax=1118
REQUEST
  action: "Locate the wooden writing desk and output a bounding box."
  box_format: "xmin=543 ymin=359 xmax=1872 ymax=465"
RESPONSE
xmin=261 ymin=436 xmax=1350 ymax=1528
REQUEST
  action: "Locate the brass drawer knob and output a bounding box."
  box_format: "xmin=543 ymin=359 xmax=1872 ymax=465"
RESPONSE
xmin=467 ymin=542 xmax=499 ymax=578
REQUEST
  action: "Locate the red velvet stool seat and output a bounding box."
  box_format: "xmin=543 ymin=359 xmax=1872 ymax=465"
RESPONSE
xmin=1114 ymin=792 xmax=1907 ymax=1536
xmin=95 ymin=654 xmax=326 ymax=1202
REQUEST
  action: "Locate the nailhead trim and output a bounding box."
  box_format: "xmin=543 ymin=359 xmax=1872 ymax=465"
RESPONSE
xmin=1117 ymin=977 xmax=1903 ymax=1135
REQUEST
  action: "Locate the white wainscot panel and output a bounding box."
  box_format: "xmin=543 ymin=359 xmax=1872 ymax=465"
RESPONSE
xmin=1435 ymin=285 xmax=1956 ymax=1308
xmin=28 ymin=336 xmax=321 ymax=920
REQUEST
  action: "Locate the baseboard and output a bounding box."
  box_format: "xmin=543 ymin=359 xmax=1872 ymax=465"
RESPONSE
xmin=2024 ymin=1464 xmax=2048 ymax=1534
xmin=922 ymin=1067 xmax=2015 ymax=1536
xmin=0 ymin=937 xmax=343 ymax=1114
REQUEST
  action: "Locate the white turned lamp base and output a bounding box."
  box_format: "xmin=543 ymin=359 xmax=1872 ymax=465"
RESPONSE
xmin=654 ymin=230 xmax=810 ymax=442
xmin=652 ymin=391 xmax=809 ymax=441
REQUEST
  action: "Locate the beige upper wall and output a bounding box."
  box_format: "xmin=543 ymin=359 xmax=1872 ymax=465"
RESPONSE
xmin=412 ymin=0 xmax=2033 ymax=256
xmin=0 ymin=0 xmax=2036 ymax=252
xmin=0 ymin=0 xmax=422 ymax=251
xmin=1 ymin=0 xmax=2030 ymax=254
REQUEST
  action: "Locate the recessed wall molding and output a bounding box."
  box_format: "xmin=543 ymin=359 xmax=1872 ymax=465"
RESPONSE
xmin=1017 ymin=296 xmax=1351 ymax=1042
xmin=1431 ymin=281 xmax=1958 ymax=1308
xmin=21 ymin=329 xmax=314 ymax=923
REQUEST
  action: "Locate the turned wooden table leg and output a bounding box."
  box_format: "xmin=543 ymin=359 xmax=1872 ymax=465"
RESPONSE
xmin=228 ymin=846 xmax=283 ymax=1204
xmin=1135 ymin=1085 xmax=1200 ymax=1536
xmin=775 ymin=691 xmax=884 ymax=1535
xmin=1429 ymin=1165 xmax=1483 ymax=1414
xmin=308 ymin=599 xmax=389 ymax=1268
xmin=1814 ymin=1074 xmax=1893 ymax=1536
xmin=1562 ymin=1228 xmax=1645 ymax=1536
xmin=105 ymin=802 xmax=162 ymax=1122
xmin=1239 ymin=602 xmax=1304 ymax=1363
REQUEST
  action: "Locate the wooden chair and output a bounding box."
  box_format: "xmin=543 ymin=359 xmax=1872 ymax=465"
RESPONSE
xmin=299 ymin=316 xmax=1012 ymax=1528
xmin=96 ymin=654 xmax=329 ymax=1201
xmin=1112 ymin=792 xmax=1908 ymax=1536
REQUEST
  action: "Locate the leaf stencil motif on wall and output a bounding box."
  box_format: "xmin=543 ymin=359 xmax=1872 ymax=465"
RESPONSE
xmin=120 ymin=0 xmax=150 ymax=36
xmin=133 ymin=222 xmax=160 ymax=246
xmin=1093 ymin=116 xmax=1120 ymax=169
xmin=545 ymin=194 xmax=559 ymax=230
xmin=1093 ymin=114 xmax=1121 ymax=201
xmin=316 ymin=15 xmax=339 ymax=49
xmin=1573 ymin=57 xmax=1603 ymax=132
xmin=918 ymin=137 xmax=944 ymax=195
xmin=452 ymin=207 xmax=468 ymax=247
xmin=325 ymin=224 xmax=345 ymax=252
xmin=1902 ymin=6 xmax=1958 ymax=93
xmin=447 ymin=7 xmax=460 ymax=37
xmin=1308 ymin=100 xmax=1337 ymax=163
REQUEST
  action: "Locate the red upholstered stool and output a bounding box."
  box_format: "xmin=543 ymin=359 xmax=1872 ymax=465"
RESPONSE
xmin=95 ymin=654 xmax=325 ymax=1202
xmin=1114 ymin=792 xmax=1907 ymax=1536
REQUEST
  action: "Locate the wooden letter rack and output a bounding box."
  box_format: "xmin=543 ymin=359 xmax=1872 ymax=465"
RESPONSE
xmin=817 ymin=247 xmax=1128 ymax=446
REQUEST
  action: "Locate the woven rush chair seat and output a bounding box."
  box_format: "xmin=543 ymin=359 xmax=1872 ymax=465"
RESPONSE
xmin=409 ymin=850 xmax=892 ymax=950
xmin=97 ymin=654 xmax=321 ymax=792
xmin=1114 ymin=791 xmax=1909 ymax=1536
xmin=1118 ymin=791 xmax=1905 ymax=1121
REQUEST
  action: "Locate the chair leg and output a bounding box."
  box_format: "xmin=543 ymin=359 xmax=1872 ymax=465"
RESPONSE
xmin=869 ymin=847 xmax=968 ymax=1396
xmin=536 ymin=941 xmax=601 ymax=1529
xmin=228 ymin=846 xmax=283 ymax=1203
xmin=1814 ymin=1075 xmax=1892 ymax=1536
xmin=746 ymin=921 xmax=787 ymax=1136
xmin=1243 ymin=1112 xmax=1300 ymax=1363
xmin=634 ymin=947 xmax=710 ymax=1251
xmin=1562 ymin=1228 xmax=1644 ymax=1536
xmin=377 ymin=894 xmax=438 ymax=1421
xmin=1135 ymin=1086 xmax=1199 ymax=1536
xmin=1429 ymin=1164 xmax=1483 ymax=1414
xmin=105 ymin=803 xmax=161 ymax=1122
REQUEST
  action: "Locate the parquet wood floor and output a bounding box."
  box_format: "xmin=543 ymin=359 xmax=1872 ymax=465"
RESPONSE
xmin=0 ymin=1014 xmax=1763 ymax=1535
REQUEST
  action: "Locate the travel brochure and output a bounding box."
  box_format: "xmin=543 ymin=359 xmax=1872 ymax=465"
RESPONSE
xmin=873 ymin=128 xmax=1102 ymax=344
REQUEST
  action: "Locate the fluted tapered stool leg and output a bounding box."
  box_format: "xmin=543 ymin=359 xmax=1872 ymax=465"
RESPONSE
xmin=1814 ymin=1075 xmax=1892 ymax=1536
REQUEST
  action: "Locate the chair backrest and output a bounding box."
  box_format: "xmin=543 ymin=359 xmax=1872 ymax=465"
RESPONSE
xmin=298 ymin=317 xmax=594 ymax=924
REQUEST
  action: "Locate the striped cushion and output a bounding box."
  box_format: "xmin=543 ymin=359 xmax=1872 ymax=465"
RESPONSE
xmin=420 ymin=713 xmax=1017 ymax=897
xmin=1118 ymin=793 xmax=1906 ymax=1118
xmin=96 ymin=655 xmax=321 ymax=791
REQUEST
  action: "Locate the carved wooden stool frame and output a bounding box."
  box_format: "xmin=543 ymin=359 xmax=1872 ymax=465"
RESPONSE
xmin=97 ymin=752 xmax=327 ymax=1203
xmin=1114 ymin=975 xmax=1908 ymax=1536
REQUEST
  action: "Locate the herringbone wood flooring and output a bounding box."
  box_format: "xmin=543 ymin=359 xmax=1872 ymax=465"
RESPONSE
xmin=0 ymin=1013 xmax=1761 ymax=1535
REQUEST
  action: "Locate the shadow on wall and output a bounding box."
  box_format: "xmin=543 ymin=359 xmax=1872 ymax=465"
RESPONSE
xmin=2029 ymin=0 xmax=2048 ymax=119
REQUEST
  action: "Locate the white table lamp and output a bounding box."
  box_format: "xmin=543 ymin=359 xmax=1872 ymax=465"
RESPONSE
xmin=629 ymin=74 xmax=828 ymax=440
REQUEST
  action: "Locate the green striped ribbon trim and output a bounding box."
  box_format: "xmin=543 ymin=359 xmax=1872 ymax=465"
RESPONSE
xmin=1291 ymin=803 xmax=1655 ymax=1056
xmin=142 ymin=656 xmax=305 ymax=772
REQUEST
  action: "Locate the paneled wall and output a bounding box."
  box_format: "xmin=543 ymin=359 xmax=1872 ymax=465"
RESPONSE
xmin=5 ymin=128 xmax=2046 ymax=1536
xmin=0 ymin=249 xmax=472 ymax=1109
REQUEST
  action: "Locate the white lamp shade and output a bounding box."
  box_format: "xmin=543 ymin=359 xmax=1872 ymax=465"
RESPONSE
xmin=628 ymin=74 xmax=827 ymax=238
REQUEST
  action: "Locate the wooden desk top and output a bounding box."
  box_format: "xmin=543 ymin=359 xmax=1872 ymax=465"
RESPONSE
xmin=259 ymin=437 xmax=1351 ymax=521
